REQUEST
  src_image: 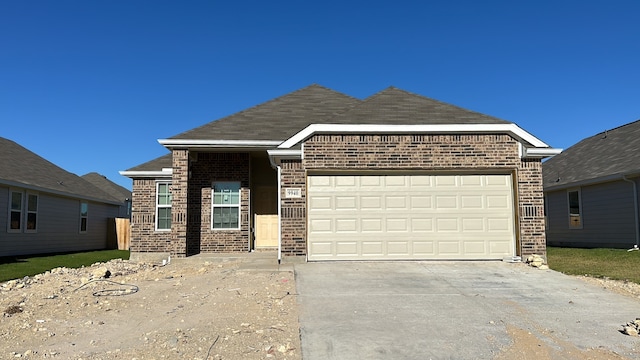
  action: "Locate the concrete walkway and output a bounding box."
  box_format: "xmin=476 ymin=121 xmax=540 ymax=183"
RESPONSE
xmin=295 ymin=261 xmax=640 ymax=360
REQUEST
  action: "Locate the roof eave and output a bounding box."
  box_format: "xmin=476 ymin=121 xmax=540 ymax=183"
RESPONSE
xmin=158 ymin=139 xmax=282 ymax=150
xmin=266 ymin=149 xmax=303 ymax=168
xmin=119 ymin=168 xmax=173 ymax=179
xmin=277 ymin=123 xmax=553 ymax=149
xmin=544 ymin=170 xmax=640 ymax=192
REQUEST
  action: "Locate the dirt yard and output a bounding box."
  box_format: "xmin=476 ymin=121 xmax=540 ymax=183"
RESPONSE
xmin=1 ymin=258 xmax=300 ymax=359
xmin=3 ymin=258 xmax=640 ymax=360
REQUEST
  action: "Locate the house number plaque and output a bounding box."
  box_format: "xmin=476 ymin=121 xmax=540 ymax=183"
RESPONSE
xmin=284 ymin=188 xmax=302 ymax=198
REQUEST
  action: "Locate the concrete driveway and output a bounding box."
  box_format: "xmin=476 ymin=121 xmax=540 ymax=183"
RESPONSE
xmin=294 ymin=261 xmax=640 ymax=359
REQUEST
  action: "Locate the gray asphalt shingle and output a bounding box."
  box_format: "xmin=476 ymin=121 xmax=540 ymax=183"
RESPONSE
xmin=543 ymin=119 xmax=640 ymax=189
xmin=0 ymin=137 xmax=118 ymax=203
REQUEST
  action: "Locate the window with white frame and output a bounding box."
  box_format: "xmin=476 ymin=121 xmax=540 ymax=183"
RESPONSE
xmin=80 ymin=202 xmax=88 ymax=233
xmin=25 ymin=193 xmax=38 ymax=232
xmin=156 ymin=182 xmax=172 ymax=231
xmin=9 ymin=190 xmax=23 ymax=232
xmin=567 ymin=189 xmax=582 ymax=229
xmin=212 ymin=182 xmax=240 ymax=229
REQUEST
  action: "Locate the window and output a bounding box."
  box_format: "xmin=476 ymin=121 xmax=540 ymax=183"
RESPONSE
xmin=156 ymin=182 xmax=172 ymax=231
xmin=568 ymin=189 xmax=582 ymax=229
xmin=26 ymin=193 xmax=38 ymax=232
xmin=80 ymin=202 xmax=88 ymax=233
xmin=9 ymin=190 xmax=23 ymax=232
xmin=212 ymin=182 xmax=240 ymax=229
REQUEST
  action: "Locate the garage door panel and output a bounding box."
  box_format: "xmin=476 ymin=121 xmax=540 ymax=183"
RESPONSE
xmin=385 ymin=196 xmax=408 ymax=209
xmin=411 ymin=218 xmax=433 ymax=232
xmin=308 ymin=174 xmax=514 ymax=261
xmin=336 ymin=242 xmax=358 ymax=255
xmin=410 ymin=195 xmax=432 ymax=209
xmin=309 ymin=196 xmax=332 ymax=210
xmin=412 ymin=241 xmax=435 ymax=255
xmin=362 ymin=241 xmax=384 ymax=255
xmin=309 ymin=219 xmax=332 ymax=232
xmin=387 ymin=241 xmax=410 ymax=255
xmin=386 ymin=218 xmax=409 ymax=232
xmin=462 ymin=218 xmax=484 ymax=231
xmin=361 ymin=196 xmax=382 ymax=209
xmin=436 ymin=218 xmax=459 ymax=231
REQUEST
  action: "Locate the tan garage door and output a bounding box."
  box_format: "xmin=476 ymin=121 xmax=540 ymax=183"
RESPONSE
xmin=307 ymin=174 xmax=515 ymax=261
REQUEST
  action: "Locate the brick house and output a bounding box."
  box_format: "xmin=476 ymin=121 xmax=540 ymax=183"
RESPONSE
xmin=120 ymin=85 xmax=560 ymax=262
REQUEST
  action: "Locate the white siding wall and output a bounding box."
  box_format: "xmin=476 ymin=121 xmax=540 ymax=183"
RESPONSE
xmin=0 ymin=185 xmax=120 ymax=257
xmin=546 ymin=179 xmax=638 ymax=248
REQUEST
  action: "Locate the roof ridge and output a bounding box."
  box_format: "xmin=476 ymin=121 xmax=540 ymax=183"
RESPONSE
xmin=169 ymin=84 xmax=359 ymax=139
xmin=590 ymin=118 xmax=640 ymax=138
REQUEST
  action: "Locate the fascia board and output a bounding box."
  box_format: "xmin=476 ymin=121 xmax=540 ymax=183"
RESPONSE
xmin=524 ymin=147 xmax=563 ymax=158
xmin=278 ymin=124 xmax=552 ymax=149
xmin=119 ymin=170 xmax=173 ymax=178
xmin=158 ymin=139 xmax=282 ymax=149
xmin=267 ymin=149 xmax=302 ymax=168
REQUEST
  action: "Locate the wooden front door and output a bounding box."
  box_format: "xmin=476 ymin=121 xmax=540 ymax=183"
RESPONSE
xmin=255 ymin=214 xmax=279 ymax=248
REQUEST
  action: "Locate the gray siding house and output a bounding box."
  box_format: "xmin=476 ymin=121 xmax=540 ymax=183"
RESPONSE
xmin=0 ymin=137 xmax=124 ymax=257
xmin=82 ymin=172 xmax=132 ymax=218
xmin=543 ymin=120 xmax=640 ymax=248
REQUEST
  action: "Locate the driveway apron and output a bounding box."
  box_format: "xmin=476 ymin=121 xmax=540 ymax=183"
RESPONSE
xmin=294 ymin=261 xmax=640 ymax=360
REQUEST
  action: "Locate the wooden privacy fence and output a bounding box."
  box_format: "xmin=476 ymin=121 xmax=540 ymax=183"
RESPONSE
xmin=115 ymin=218 xmax=131 ymax=250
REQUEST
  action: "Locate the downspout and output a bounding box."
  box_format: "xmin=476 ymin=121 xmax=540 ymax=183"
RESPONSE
xmin=623 ymin=175 xmax=640 ymax=250
xmin=277 ymin=165 xmax=282 ymax=264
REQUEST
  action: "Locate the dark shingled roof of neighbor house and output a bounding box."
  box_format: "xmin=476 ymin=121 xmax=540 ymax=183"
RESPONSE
xmin=543 ymin=119 xmax=640 ymax=189
xmin=81 ymin=172 xmax=132 ymax=202
xmin=0 ymin=137 xmax=121 ymax=203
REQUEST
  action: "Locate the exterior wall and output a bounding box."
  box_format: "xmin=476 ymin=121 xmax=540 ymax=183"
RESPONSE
xmin=171 ymin=149 xmax=189 ymax=257
xmin=279 ymin=133 xmax=546 ymax=258
xmin=545 ymin=179 xmax=638 ymax=248
xmin=1 ymin=184 xmax=120 ymax=257
xmin=187 ymin=152 xmax=250 ymax=254
xmin=280 ymin=160 xmax=307 ymax=256
xmin=130 ymin=179 xmax=171 ymax=253
xmin=518 ymin=159 xmax=546 ymax=254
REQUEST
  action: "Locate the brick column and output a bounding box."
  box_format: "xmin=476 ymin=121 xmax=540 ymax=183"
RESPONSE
xmin=280 ymin=159 xmax=307 ymax=257
xmin=517 ymin=159 xmax=547 ymax=257
xmin=171 ymin=149 xmax=189 ymax=257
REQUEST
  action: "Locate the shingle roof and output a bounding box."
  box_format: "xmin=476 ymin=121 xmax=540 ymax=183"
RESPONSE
xmin=130 ymin=85 xmax=521 ymax=173
xmin=0 ymin=137 xmax=120 ymax=203
xmin=81 ymin=172 xmax=132 ymax=202
xmin=170 ymin=84 xmax=361 ymax=141
xmin=329 ymin=87 xmax=510 ymax=125
xmin=543 ymin=119 xmax=640 ymax=189
xmin=125 ymin=153 xmax=172 ymax=172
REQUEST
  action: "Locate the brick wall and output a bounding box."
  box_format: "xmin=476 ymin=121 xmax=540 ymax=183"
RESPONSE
xmin=517 ymin=159 xmax=546 ymax=255
xmin=293 ymin=133 xmax=546 ymax=258
xmin=130 ymin=179 xmax=171 ymax=253
xmin=188 ymin=152 xmax=250 ymax=253
xmin=280 ymin=160 xmax=307 ymax=256
xmin=171 ymin=149 xmax=189 ymax=257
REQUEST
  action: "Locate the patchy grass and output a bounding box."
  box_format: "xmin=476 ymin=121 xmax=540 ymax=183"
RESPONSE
xmin=0 ymin=250 xmax=129 ymax=283
xmin=547 ymin=247 xmax=640 ymax=284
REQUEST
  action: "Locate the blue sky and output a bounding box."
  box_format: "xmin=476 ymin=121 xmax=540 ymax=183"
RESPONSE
xmin=2 ymin=1 xmax=638 ymax=190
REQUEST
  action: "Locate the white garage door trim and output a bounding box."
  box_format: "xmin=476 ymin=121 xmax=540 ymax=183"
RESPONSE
xmin=307 ymin=174 xmax=515 ymax=261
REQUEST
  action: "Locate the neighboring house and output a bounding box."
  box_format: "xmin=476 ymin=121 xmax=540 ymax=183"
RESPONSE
xmin=0 ymin=137 xmax=123 ymax=257
xmin=81 ymin=172 xmax=132 ymax=218
xmin=543 ymin=120 xmax=640 ymax=249
xmin=120 ymin=84 xmax=560 ymax=262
